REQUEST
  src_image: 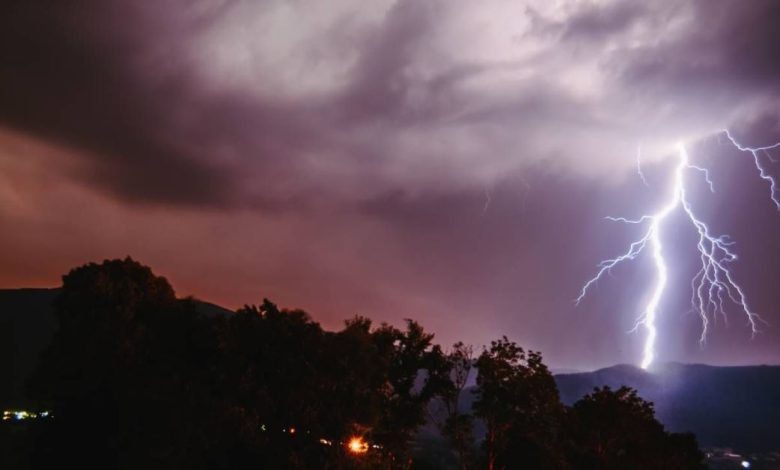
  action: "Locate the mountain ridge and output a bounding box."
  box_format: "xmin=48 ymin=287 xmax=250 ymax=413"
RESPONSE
xmin=0 ymin=287 xmax=232 ymax=405
xmin=554 ymin=362 xmax=780 ymax=452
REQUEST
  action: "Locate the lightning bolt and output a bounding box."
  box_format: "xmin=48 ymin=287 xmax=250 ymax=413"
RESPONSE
xmin=482 ymin=187 xmax=492 ymax=214
xmin=723 ymin=129 xmax=780 ymax=209
xmin=577 ymin=131 xmax=780 ymax=370
xmin=636 ymin=145 xmax=649 ymax=187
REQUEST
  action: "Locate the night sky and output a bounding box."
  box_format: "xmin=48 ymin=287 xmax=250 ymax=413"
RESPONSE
xmin=2 ymin=0 xmax=780 ymax=370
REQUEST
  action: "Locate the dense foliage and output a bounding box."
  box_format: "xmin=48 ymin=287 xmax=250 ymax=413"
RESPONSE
xmin=8 ymin=258 xmax=704 ymax=469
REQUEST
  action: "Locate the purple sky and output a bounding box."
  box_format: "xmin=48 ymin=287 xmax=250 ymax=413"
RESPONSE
xmin=1 ymin=0 xmax=780 ymax=370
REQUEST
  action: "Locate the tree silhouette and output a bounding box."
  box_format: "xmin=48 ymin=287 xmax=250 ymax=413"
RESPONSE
xmin=369 ymin=320 xmax=451 ymax=468
xmin=565 ymin=386 xmax=705 ymax=470
xmin=473 ymin=337 xmax=565 ymax=470
xmin=15 ymin=258 xmax=707 ymax=469
xmin=433 ymin=342 xmax=475 ymax=470
xmin=29 ymin=257 xmax=218 ymax=468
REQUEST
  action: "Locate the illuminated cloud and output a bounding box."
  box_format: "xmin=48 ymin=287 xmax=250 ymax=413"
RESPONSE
xmin=1 ymin=0 xmax=779 ymax=369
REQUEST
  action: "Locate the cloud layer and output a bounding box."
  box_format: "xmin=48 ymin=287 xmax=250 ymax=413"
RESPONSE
xmin=2 ymin=0 xmax=780 ymax=369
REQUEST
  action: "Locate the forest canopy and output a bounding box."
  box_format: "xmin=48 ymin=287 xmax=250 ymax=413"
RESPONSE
xmin=5 ymin=258 xmax=704 ymax=469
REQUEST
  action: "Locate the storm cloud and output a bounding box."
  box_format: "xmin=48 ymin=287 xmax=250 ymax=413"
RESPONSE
xmin=2 ymin=0 xmax=780 ymax=369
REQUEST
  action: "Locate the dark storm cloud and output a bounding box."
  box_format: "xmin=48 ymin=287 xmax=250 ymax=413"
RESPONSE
xmin=1 ymin=0 xmax=779 ymax=211
xmin=0 ymin=2 xmax=229 ymax=205
xmin=338 ymin=0 xmax=438 ymax=123
xmin=617 ymin=0 xmax=780 ymax=94
xmin=533 ymin=1 xmax=649 ymax=41
xmin=564 ymin=2 xmax=646 ymax=39
xmin=0 ymin=0 xmax=336 ymax=208
xmin=0 ymin=0 xmax=481 ymax=209
xmin=733 ymin=106 xmax=780 ymax=146
xmin=2 ymin=0 xmax=780 ymax=369
xmin=656 ymin=0 xmax=780 ymax=168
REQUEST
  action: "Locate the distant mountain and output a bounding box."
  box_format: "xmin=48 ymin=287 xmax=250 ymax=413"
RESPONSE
xmin=189 ymin=298 xmax=235 ymax=318
xmin=427 ymin=362 xmax=780 ymax=453
xmin=555 ymin=363 xmax=780 ymax=453
xmin=0 ymin=288 xmax=60 ymax=405
xmin=0 ymin=287 xmax=233 ymax=406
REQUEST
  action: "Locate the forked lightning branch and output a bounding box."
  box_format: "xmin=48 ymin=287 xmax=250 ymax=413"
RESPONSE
xmin=577 ymin=131 xmax=780 ymax=369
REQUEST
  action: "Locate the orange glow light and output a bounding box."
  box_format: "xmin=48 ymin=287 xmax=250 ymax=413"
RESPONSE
xmin=347 ymin=436 xmax=368 ymax=454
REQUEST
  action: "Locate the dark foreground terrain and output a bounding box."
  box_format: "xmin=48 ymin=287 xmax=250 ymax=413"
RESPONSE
xmin=556 ymin=363 xmax=780 ymax=453
xmin=2 ymin=282 xmax=778 ymax=468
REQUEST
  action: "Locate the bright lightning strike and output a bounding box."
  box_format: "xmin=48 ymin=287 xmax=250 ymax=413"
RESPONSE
xmin=577 ymin=131 xmax=780 ymax=370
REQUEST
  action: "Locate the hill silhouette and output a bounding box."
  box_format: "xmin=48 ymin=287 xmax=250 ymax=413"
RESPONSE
xmin=0 ymin=287 xmax=232 ymax=405
xmin=555 ymin=363 xmax=780 ymax=452
xmin=1 ymin=288 xmax=60 ymax=404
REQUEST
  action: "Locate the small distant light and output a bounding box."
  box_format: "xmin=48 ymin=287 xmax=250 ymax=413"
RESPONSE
xmin=289 ymin=427 xmax=296 ymax=435
xmin=319 ymin=438 xmax=332 ymax=446
xmin=741 ymin=461 xmax=751 ymax=469
xmin=2 ymin=410 xmax=50 ymax=421
xmin=347 ymin=437 xmax=369 ymax=454
xmin=260 ymin=424 xmax=266 ymax=432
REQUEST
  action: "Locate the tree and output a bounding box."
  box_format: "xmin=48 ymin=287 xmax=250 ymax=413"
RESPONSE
xmin=370 ymin=319 xmax=451 ymax=468
xmin=433 ymin=342 xmax=475 ymax=470
xmin=214 ymin=299 xmax=334 ymax=468
xmin=213 ymin=309 xmax=452 ymax=468
xmin=565 ymin=386 xmax=705 ymax=470
xmin=22 ymin=258 xmax=707 ymax=469
xmin=473 ymin=337 xmax=564 ymax=470
xmin=29 ymin=257 xmax=218 ymax=469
